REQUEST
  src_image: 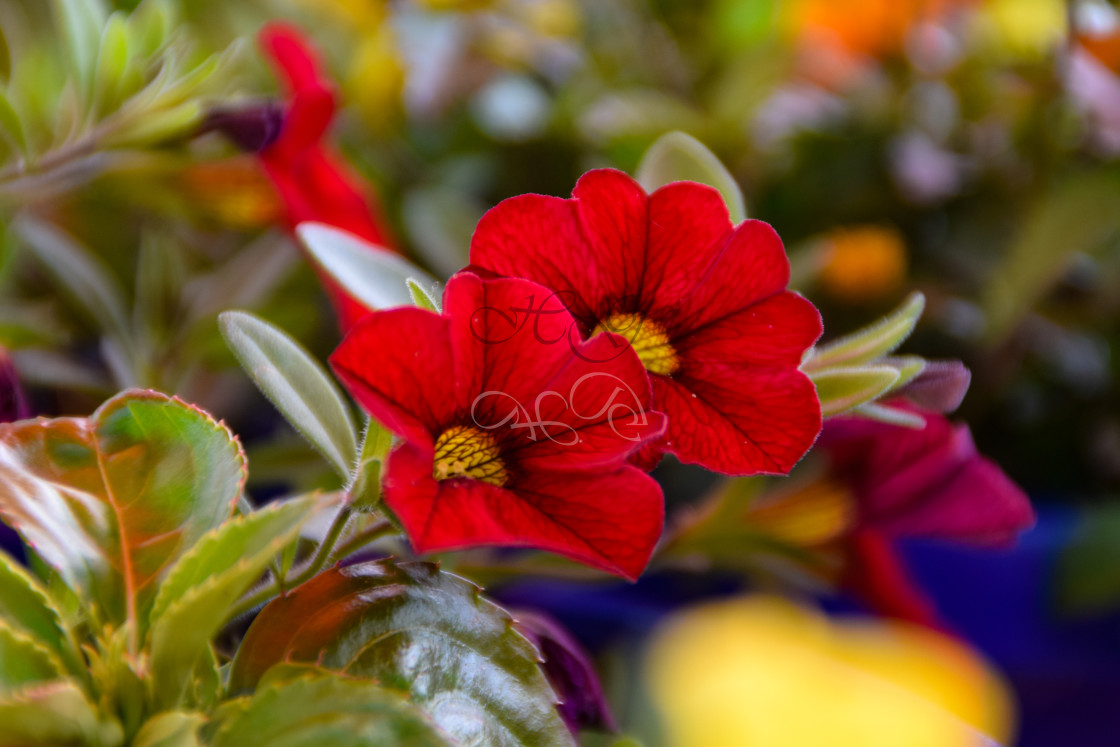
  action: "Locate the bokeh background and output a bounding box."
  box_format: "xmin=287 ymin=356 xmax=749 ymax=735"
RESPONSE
xmin=2 ymin=1 xmax=1120 ymax=744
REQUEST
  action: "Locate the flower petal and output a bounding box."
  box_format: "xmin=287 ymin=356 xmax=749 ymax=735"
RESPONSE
xmin=674 ymin=291 xmax=823 ymax=368
xmin=385 ymin=442 xmax=664 ymax=580
xmin=329 ymin=307 xmax=457 ymax=445
xmin=653 ymin=365 xmax=821 ymax=475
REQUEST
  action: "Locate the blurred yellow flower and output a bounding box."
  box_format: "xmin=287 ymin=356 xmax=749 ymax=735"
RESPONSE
xmin=345 ymin=29 xmax=406 ymax=131
xmin=972 ymin=0 xmax=1067 ymax=58
xmin=179 ymin=158 xmax=282 ymax=229
xmin=648 ymin=597 xmax=1014 ymax=747
xmin=819 ymin=225 xmax=908 ymax=304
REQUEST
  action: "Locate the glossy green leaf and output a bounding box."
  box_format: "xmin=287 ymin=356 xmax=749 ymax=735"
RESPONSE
xmin=230 ymin=561 xmax=573 ymax=746
xmin=298 ymin=223 xmax=439 ymax=311
xmin=0 ymin=679 xmax=122 ymax=747
xmin=0 ymin=553 xmax=83 ymax=676
xmin=149 ymin=495 xmax=323 ymax=708
xmin=211 ymin=671 xmax=448 ymax=747
xmin=407 ymin=278 xmax=442 ymax=312
xmin=811 ymin=365 xmax=901 ymax=417
xmin=12 ymin=216 xmax=131 ymax=343
xmin=132 ymin=711 xmax=204 ymax=747
xmin=0 ymin=623 xmax=63 ymax=696
xmin=348 ymin=419 xmax=393 ymax=512
xmin=803 ymin=292 xmax=925 ymax=372
xmin=636 ymin=131 xmax=746 ymax=222
xmin=220 ymin=311 xmax=358 ymax=481
xmin=0 ymin=390 xmax=247 ymax=633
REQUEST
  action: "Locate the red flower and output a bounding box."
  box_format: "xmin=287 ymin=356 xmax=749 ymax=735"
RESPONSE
xmin=819 ymin=403 xmax=1035 ymax=545
xmin=469 ymin=168 xmax=823 ymax=475
xmin=257 ymin=23 xmax=395 ymax=330
xmin=330 ymin=272 xmax=668 ymax=580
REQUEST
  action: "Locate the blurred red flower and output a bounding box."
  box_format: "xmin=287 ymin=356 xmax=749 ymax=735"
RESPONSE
xmin=257 ymin=22 xmax=395 ymax=330
xmin=469 ymin=168 xmax=822 ymax=476
xmin=330 ymin=272 xmax=668 ymax=580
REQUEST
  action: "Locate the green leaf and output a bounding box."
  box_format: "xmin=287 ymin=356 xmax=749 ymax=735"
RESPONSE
xmin=230 ymin=561 xmax=573 ymax=746
xmin=811 ymin=365 xmax=901 ymax=418
xmin=219 ymin=311 xmax=358 ymax=481
xmin=407 ymin=277 xmax=442 ymax=312
xmin=148 ymin=496 xmax=324 ymax=708
xmin=803 ymin=292 xmax=925 ymax=372
xmin=881 ymin=355 xmax=926 ymax=391
xmin=103 ymin=100 xmax=202 ymax=147
xmin=0 ymin=90 xmax=27 ymax=157
xmin=91 ymin=12 xmax=129 ymax=117
xmin=0 ymin=553 xmax=83 ymax=676
xmin=348 ymin=419 xmax=393 ymax=512
xmin=852 ymin=402 xmax=926 ymax=429
xmin=132 ymin=711 xmax=204 ymax=747
xmin=635 ymin=131 xmax=747 ymax=222
xmin=210 ymin=671 xmax=449 ymax=747
xmin=297 ymin=223 xmax=439 ymax=311
xmin=50 ymin=0 xmax=109 ymax=100
xmin=985 ymin=171 xmax=1120 ymax=340
xmin=1056 ymin=504 xmax=1120 ymax=616
xmin=0 ymin=390 xmax=247 ymax=635
xmin=0 ymin=679 xmax=123 ymax=747
xmin=0 ymin=622 xmax=63 ymax=696
xmin=127 ymin=0 xmax=174 ymax=59
xmin=12 ymin=216 xmax=132 ymax=344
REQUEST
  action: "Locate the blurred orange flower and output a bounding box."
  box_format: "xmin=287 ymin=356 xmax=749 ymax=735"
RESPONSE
xmin=819 ymin=225 xmax=908 ymax=304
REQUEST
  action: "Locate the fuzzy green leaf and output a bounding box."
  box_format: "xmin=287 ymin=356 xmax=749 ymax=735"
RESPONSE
xmin=219 ymin=311 xmax=358 ymax=481
xmin=803 ymin=292 xmax=925 ymax=372
xmin=0 ymin=623 xmax=63 ymax=696
xmin=811 ymin=365 xmax=901 ymax=418
xmin=211 ymin=670 xmax=448 ymax=747
xmin=0 ymin=390 xmax=247 ymax=634
xmin=348 ymin=419 xmax=393 ymax=512
xmin=636 ymin=131 xmax=747 ymax=222
xmin=406 ymin=277 xmax=442 ymax=312
xmin=0 ymin=553 xmax=82 ymax=676
xmin=297 ymin=223 xmax=439 ymax=311
xmin=148 ymin=496 xmax=324 ymax=708
xmin=230 ymin=561 xmax=573 ymax=746
xmin=852 ymin=402 xmax=927 ymax=429
xmin=0 ymin=678 xmax=122 ymax=747
xmin=132 ymin=711 xmax=204 ymax=747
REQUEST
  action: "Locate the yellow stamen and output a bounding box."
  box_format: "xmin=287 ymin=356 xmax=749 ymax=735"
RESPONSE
xmin=594 ymin=313 xmax=679 ymax=376
xmin=433 ymin=425 xmax=507 ymax=486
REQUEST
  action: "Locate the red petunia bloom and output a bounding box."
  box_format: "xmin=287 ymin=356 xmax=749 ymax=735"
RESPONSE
xmin=819 ymin=403 xmax=1035 ymax=545
xmin=469 ymin=168 xmax=823 ymax=476
xmin=330 ymin=272 xmax=668 ymax=580
xmin=257 ymin=23 xmax=395 ymax=330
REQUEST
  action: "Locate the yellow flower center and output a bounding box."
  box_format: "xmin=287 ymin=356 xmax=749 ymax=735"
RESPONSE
xmin=594 ymin=313 xmax=679 ymax=376
xmin=432 ymin=425 xmax=507 ymax=486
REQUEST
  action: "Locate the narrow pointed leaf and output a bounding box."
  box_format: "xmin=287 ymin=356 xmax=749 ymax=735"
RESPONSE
xmin=50 ymin=0 xmax=109 ymax=98
xmin=803 ymin=292 xmax=925 ymax=372
xmin=636 ymin=131 xmax=747 ymax=222
xmin=211 ymin=671 xmax=448 ymax=747
xmin=0 ymin=553 xmax=83 ymax=676
xmin=0 ymin=623 xmax=63 ymax=695
xmin=230 ymin=561 xmax=573 ymax=746
xmin=132 ymin=711 xmax=204 ymax=747
xmin=0 ymin=390 xmax=246 ymax=633
xmin=811 ymin=365 xmax=900 ymax=417
xmin=406 ymin=278 xmax=441 ymax=312
xmin=12 ymin=217 xmax=131 ymax=343
xmin=348 ymin=419 xmax=393 ymax=512
xmin=92 ymin=12 xmax=129 ymax=117
xmin=219 ymin=311 xmax=358 ymax=480
xmin=149 ymin=495 xmax=325 ymax=708
xmin=0 ymin=679 xmax=122 ymax=747
xmin=0 ymin=91 xmax=27 ymax=156
xmin=297 ymin=223 xmax=438 ymax=311
xmin=853 ymin=402 xmax=927 ymax=429
xmin=881 ymin=355 xmax=926 ymax=392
